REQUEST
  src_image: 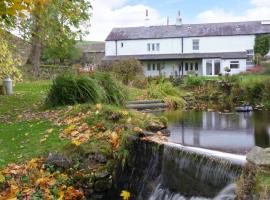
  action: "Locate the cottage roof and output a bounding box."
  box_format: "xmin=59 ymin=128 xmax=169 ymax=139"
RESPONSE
xmin=106 ymin=21 xmax=270 ymax=41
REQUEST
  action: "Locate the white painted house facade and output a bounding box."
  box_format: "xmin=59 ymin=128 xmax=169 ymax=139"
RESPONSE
xmin=104 ymin=20 xmax=270 ymax=77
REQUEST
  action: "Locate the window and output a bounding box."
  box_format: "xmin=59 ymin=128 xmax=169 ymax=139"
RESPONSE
xmin=152 ymin=43 xmax=155 ymax=51
xmin=157 ymin=63 xmax=161 ymax=71
xmin=195 ymin=63 xmax=199 ymax=71
xmin=147 ymin=63 xmax=151 ymax=71
xmin=121 ymin=42 xmax=124 ymax=47
xmin=193 ymin=39 xmax=200 ymax=50
xmin=230 ymin=61 xmax=240 ymax=69
xmin=214 ymin=60 xmax=221 ymax=75
xmin=147 ymin=43 xmax=151 ymax=51
xmin=206 ymin=60 xmax=212 ymax=75
xmin=152 ymin=63 xmax=156 ymax=70
xmin=185 ymin=63 xmax=189 ymax=71
xmin=190 ymin=63 xmax=193 ymax=71
xmin=247 ymin=49 xmax=254 ymax=66
xmin=156 ymin=43 xmax=160 ymax=51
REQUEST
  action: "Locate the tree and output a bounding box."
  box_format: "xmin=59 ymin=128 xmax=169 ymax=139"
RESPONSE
xmin=111 ymin=59 xmax=144 ymax=85
xmin=0 ymin=36 xmax=22 ymax=82
xmin=254 ymin=35 xmax=270 ymax=56
xmin=26 ymin=0 xmax=91 ymax=77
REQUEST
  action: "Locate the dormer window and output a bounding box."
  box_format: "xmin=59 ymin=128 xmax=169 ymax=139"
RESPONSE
xmin=193 ymin=39 xmax=200 ymax=50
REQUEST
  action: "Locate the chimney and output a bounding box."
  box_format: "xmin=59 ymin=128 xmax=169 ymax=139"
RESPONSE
xmin=176 ymin=11 xmax=182 ymax=26
xmin=145 ymin=9 xmax=150 ymax=27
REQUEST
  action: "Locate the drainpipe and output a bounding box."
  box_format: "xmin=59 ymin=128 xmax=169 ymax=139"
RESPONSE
xmin=115 ymin=40 xmax=118 ymax=56
xmin=181 ymin=37 xmax=184 ymax=76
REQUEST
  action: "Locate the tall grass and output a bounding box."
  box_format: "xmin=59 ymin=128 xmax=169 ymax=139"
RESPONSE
xmin=90 ymin=72 xmax=126 ymax=106
xmin=46 ymin=74 xmax=102 ymax=107
xmin=46 ymin=72 xmax=126 ymax=107
xmin=147 ymin=79 xmax=185 ymax=108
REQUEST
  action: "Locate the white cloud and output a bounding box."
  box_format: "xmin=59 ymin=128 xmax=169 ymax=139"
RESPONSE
xmin=197 ymin=0 xmax=270 ymax=23
xmin=86 ymin=0 xmax=166 ymax=41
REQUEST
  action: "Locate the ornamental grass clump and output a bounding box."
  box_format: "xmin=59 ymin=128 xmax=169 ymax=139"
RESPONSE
xmin=46 ymin=74 xmax=102 ymax=107
xmin=147 ymin=78 xmax=185 ymax=108
xmin=46 ymin=72 xmax=126 ymax=107
xmin=90 ymin=72 xmax=126 ymax=106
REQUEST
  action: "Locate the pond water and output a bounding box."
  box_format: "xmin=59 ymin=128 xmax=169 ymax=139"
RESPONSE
xmin=162 ymin=111 xmax=270 ymax=154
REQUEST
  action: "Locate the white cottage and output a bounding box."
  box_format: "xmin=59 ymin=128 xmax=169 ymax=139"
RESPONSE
xmin=104 ymin=20 xmax=270 ymax=77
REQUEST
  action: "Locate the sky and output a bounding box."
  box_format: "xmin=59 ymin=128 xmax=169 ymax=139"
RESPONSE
xmin=87 ymin=0 xmax=270 ymax=41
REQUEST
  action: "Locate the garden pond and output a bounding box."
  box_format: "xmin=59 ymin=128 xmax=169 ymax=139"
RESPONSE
xmin=161 ymin=110 xmax=270 ymax=155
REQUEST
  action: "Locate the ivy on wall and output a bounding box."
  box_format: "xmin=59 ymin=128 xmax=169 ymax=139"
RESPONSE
xmin=254 ymin=35 xmax=270 ymax=56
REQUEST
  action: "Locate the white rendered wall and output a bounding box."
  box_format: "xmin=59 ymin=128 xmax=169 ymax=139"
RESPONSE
xmin=202 ymin=59 xmax=247 ymax=76
xmin=183 ymin=35 xmax=255 ymax=53
xmin=106 ymin=38 xmax=182 ymax=56
xmin=105 ymin=41 xmax=116 ymax=56
xmin=222 ymin=59 xmax=247 ymax=75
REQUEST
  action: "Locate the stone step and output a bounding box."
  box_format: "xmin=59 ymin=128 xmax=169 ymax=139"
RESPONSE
xmin=126 ymin=103 xmax=167 ymax=110
xmin=127 ymin=100 xmax=164 ymax=105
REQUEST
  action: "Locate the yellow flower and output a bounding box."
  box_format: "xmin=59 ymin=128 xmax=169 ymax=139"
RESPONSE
xmin=120 ymin=190 xmax=131 ymax=200
xmin=0 ymin=172 xmax=5 ymax=183
xmin=96 ymin=104 xmax=102 ymax=110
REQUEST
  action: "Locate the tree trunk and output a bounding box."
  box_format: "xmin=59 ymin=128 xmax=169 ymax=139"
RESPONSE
xmin=31 ymin=35 xmax=41 ymax=77
xmin=30 ymin=10 xmax=42 ymax=78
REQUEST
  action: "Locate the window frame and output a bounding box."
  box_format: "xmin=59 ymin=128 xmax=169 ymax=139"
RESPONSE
xmin=147 ymin=63 xmax=151 ymax=71
xmin=147 ymin=43 xmax=151 ymax=51
xmin=156 ymin=43 xmax=160 ymax=51
xmin=195 ymin=63 xmax=199 ymax=71
xmin=192 ymin=39 xmax=200 ymax=50
xmin=185 ymin=63 xmax=189 ymax=71
xmin=157 ymin=63 xmax=161 ymax=71
xmin=230 ymin=61 xmax=240 ymax=69
xmin=152 ymin=63 xmax=156 ymax=70
xmin=152 ymin=43 xmax=155 ymax=51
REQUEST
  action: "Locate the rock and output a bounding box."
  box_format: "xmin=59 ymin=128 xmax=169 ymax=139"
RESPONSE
xmin=108 ymin=113 xmax=122 ymax=122
xmin=157 ymin=129 xmax=171 ymax=136
xmin=46 ymin=153 xmax=72 ymax=169
xmin=247 ymin=147 xmax=270 ymax=166
xmin=138 ymin=131 xmax=155 ymax=138
xmin=94 ymin=178 xmax=112 ymax=192
xmin=95 ymin=169 xmax=110 ymax=180
xmin=146 ymin=122 xmax=166 ymax=132
xmin=94 ymin=152 xmax=107 ymax=163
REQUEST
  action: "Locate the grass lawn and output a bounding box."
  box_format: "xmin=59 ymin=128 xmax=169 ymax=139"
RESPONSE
xmin=0 ymin=80 xmax=51 ymax=117
xmin=0 ymin=121 xmax=68 ymax=168
xmin=0 ymin=80 xmax=70 ymax=168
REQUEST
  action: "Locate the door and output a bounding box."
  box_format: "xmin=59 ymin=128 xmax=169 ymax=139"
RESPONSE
xmin=214 ymin=60 xmax=221 ymax=75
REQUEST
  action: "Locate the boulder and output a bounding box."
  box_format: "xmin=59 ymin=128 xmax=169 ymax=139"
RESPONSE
xmin=146 ymin=121 xmax=166 ymax=132
xmin=46 ymin=153 xmax=72 ymax=169
xmin=247 ymin=147 xmax=270 ymax=166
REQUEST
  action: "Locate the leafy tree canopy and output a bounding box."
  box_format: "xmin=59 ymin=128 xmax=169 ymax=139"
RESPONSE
xmin=254 ymin=35 xmax=270 ymax=56
xmin=0 ymin=36 xmax=22 ymax=82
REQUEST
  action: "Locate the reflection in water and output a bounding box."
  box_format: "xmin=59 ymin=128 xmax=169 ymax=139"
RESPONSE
xmin=162 ymin=111 xmax=270 ymax=154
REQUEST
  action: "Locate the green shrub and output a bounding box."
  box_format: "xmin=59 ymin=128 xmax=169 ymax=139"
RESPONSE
xmin=46 ymin=74 xmax=102 ymax=107
xmin=184 ymin=75 xmax=204 ymax=87
xmin=111 ymin=59 xmax=144 ymax=85
xmin=90 ymin=72 xmax=126 ymax=106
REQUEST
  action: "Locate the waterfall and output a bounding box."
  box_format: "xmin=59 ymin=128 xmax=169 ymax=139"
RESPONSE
xmin=114 ymin=139 xmax=243 ymax=200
